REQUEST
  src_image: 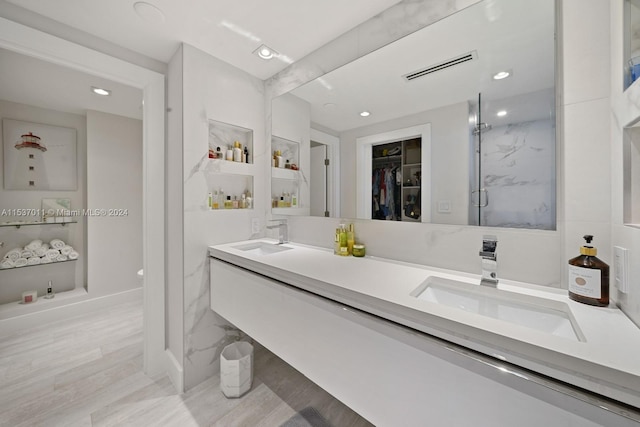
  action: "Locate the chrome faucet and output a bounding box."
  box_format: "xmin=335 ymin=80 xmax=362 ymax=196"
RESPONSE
xmin=267 ymin=219 xmax=288 ymax=244
xmin=479 ymin=235 xmax=498 ymax=287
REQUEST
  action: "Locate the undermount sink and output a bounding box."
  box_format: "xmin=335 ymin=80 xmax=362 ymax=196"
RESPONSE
xmin=411 ymin=276 xmax=584 ymax=342
xmin=232 ymin=241 xmax=293 ymax=255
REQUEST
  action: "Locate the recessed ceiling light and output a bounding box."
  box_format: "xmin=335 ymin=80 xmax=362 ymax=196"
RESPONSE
xmin=254 ymin=44 xmax=278 ymax=60
xmin=497 ymin=110 xmax=507 ymax=117
xmin=493 ymin=71 xmax=511 ymax=80
xmin=133 ymin=2 xmax=165 ymax=24
xmin=360 ymin=111 xmax=371 ymax=117
xmin=91 ymin=86 xmax=111 ymax=96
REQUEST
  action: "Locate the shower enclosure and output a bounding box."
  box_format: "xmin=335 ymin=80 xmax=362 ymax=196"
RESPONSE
xmin=469 ymin=92 xmax=556 ymax=229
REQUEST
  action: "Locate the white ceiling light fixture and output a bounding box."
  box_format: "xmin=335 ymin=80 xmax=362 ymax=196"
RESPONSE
xmin=360 ymin=111 xmax=371 ymax=117
xmin=91 ymin=86 xmax=111 ymax=96
xmin=254 ymin=44 xmax=278 ymax=60
xmin=497 ymin=110 xmax=507 ymax=117
xmin=493 ymin=70 xmax=511 ymax=80
xmin=133 ymin=2 xmax=166 ymax=24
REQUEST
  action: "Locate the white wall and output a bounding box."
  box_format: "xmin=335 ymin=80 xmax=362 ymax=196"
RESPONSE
xmin=180 ymin=43 xmax=266 ymax=390
xmin=611 ymin=0 xmax=640 ymax=326
xmin=86 ymin=110 xmax=142 ymax=297
xmin=166 ymin=45 xmax=184 ymax=377
xmin=0 ymin=100 xmax=85 ymax=302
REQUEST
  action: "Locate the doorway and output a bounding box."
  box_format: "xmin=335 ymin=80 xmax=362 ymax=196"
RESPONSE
xmin=0 ymin=17 xmax=166 ymax=376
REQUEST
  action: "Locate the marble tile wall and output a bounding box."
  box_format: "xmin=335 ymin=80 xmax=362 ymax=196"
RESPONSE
xmin=611 ymin=0 xmax=640 ymax=326
xmin=180 ymin=44 xmax=266 ymax=390
xmin=479 ymin=119 xmax=556 ymax=230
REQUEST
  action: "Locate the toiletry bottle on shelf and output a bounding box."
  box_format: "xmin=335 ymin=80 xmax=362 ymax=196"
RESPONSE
xmin=568 ymin=235 xmax=609 ymax=306
xmin=246 ymin=191 xmax=252 ymax=209
xmin=226 ymin=147 xmax=233 ymax=161
xmin=212 ymin=191 xmax=219 ymax=210
xmin=224 ymin=196 xmax=233 ymax=209
xmin=334 ymin=227 xmax=341 ymax=255
xmin=338 ymin=224 xmax=349 ymax=256
xmin=240 ymin=194 xmax=246 ymax=209
xmin=291 ymin=193 xmax=297 ymax=207
xmin=347 ymin=224 xmax=355 ymax=255
xmin=208 ymin=192 xmax=213 ymax=210
xmin=244 ymin=146 xmax=249 ymax=163
xmin=232 ymin=196 xmax=239 ymax=209
xmin=216 ymin=146 xmax=222 ymax=159
xmin=44 ymin=280 xmax=54 ymax=299
xmin=233 ymin=141 xmax=242 ymax=162
xmin=276 ymin=151 xmax=284 ymax=168
xmin=219 ymin=188 xmax=225 ymax=204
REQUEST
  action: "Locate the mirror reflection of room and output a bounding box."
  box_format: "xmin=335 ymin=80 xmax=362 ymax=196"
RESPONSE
xmin=271 ymin=0 xmax=556 ymax=230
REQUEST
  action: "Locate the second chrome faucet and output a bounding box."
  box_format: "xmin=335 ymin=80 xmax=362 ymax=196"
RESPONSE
xmin=479 ymin=235 xmax=498 ymax=287
xmin=267 ymin=219 xmax=288 ymax=244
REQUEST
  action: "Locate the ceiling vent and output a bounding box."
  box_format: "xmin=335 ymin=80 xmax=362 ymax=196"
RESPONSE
xmin=403 ymin=51 xmax=478 ymax=81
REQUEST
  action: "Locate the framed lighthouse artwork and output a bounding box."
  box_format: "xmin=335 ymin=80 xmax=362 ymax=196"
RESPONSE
xmin=3 ymin=119 xmax=77 ymax=191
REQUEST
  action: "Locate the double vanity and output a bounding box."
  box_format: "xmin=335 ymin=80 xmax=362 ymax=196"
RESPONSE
xmin=210 ymin=239 xmax=640 ymax=426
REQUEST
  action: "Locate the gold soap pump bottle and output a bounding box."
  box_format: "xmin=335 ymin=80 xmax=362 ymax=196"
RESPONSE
xmin=568 ymin=235 xmax=609 ymax=306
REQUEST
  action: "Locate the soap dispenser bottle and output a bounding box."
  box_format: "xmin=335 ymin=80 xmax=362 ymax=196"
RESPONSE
xmin=568 ymin=235 xmax=609 ymax=306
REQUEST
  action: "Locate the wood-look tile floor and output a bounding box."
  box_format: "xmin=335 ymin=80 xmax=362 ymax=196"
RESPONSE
xmin=0 ymin=300 xmax=373 ymax=427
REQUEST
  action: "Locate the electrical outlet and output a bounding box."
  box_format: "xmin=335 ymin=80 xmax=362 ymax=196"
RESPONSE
xmin=614 ymin=246 xmax=629 ymax=294
xmin=251 ymin=217 xmax=261 ymax=234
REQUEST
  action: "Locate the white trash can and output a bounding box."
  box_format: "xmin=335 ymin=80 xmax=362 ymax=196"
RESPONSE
xmin=220 ymin=341 xmax=253 ymax=398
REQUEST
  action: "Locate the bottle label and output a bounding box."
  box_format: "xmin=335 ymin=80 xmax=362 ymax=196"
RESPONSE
xmin=568 ymin=265 xmax=601 ymax=298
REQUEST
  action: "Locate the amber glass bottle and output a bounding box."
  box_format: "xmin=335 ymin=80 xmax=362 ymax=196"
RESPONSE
xmin=568 ymin=235 xmax=609 ymax=306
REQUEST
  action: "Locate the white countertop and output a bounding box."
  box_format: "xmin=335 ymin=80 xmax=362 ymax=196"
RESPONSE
xmin=209 ymin=239 xmax=640 ymax=409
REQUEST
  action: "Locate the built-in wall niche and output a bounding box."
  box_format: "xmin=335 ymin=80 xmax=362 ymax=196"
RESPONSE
xmin=272 ymin=135 xmax=299 ymax=169
xmin=205 ymin=173 xmax=253 ymax=210
xmin=623 ymin=125 xmax=640 ymax=227
xmin=208 ymin=119 xmax=253 ymax=163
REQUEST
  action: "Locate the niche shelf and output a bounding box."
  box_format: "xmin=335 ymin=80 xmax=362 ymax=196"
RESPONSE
xmin=208 ymin=119 xmax=253 ymax=164
xmin=0 ymin=220 xmax=77 ymax=229
xmin=206 ymin=119 xmax=256 ymax=211
xmin=0 ymin=258 xmax=77 ymax=271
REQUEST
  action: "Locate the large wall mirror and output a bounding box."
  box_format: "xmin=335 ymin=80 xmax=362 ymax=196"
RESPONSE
xmin=271 ymin=0 xmax=556 ymax=230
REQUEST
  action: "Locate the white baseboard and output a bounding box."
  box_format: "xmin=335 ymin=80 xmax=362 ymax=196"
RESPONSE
xmin=0 ymin=288 xmax=142 ymax=337
xmin=165 ymin=348 xmax=184 ymax=393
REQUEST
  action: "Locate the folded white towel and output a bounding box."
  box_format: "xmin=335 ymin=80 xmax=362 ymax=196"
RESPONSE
xmin=27 ymin=257 xmax=41 ymax=265
xmin=34 ymin=246 xmax=47 ymax=257
xmin=68 ymin=250 xmax=79 ymax=260
xmin=56 ymin=254 xmax=68 ymax=262
xmin=41 ymin=243 xmax=50 ymax=250
xmin=4 ymin=248 xmax=21 ymax=262
xmin=40 ymin=257 xmax=53 ymax=264
xmin=60 ymin=245 xmax=73 ymax=256
xmin=25 ymin=239 xmax=43 ymax=250
xmin=45 ymin=249 xmax=60 ymax=259
xmin=14 ymin=258 xmax=28 ymax=268
xmin=0 ymin=259 xmax=15 ymax=269
xmin=50 ymin=239 xmax=65 ymax=250
xmin=20 ymin=249 xmax=34 ymax=259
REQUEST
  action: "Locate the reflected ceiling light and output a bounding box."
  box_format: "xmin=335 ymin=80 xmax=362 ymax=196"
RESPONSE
xmin=497 ymin=110 xmax=507 ymax=117
xmin=493 ymin=70 xmax=511 ymax=80
xmin=133 ymin=2 xmax=166 ymax=24
xmin=360 ymin=111 xmax=371 ymax=117
xmin=221 ymin=21 xmax=261 ymax=43
xmin=254 ymin=44 xmax=278 ymax=60
xmin=91 ymin=86 xmax=111 ymax=96
xmin=323 ymin=103 xmax=337 ymax=109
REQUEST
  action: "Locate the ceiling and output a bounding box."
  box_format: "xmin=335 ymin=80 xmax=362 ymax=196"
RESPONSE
xmin=3 ymin=0 xmax=401 ymax=80
xmin=0 ymin=47 xmax=143 ymax=120
xmin=290 ymin=0 xmax=555 ymax=133
xmin=0 ymin=0 xmax=401 ymax=121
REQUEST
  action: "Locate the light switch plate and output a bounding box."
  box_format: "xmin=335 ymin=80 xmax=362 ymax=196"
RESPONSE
xmin=251 ymin=217 xmax=261 ymax=234
xmin=614 ymin=246 xmax=629 ymax=294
